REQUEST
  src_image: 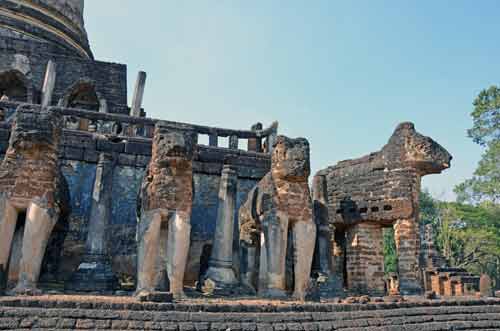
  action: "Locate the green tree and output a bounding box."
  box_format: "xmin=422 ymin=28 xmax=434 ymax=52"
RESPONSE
xmin=418 ymin=192 xmax=500 ymax=289
xmin=383 ymin=228 xmax=397 ymax=274
xmin=455 ymin=85 xmax=500 ymax=204
xmin=450 ymin=85 xmax=500 ymax=288
xmin=468 ymin=85 xmax=500 ymax=146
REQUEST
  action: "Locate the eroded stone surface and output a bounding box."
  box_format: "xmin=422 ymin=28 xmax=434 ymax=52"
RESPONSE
xmin=0 ymin=106 xmax=69 ymax=294
xmin=313 ymin=122 xmax=452 ymax=295
xmin=136 ymin=122 xmax=197 ymax=299
xmin=239 ymin=135 xmax=316 ymax=300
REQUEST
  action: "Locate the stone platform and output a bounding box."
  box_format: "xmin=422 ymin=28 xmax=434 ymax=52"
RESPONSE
xmin=0 ymin=295 xmax=499 ymax=330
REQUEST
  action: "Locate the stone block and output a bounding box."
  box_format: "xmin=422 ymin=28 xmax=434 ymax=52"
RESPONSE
xmin=61 ymin=132 xmax=96 ymax=149
xmin=137 ymin=291 xmax=174 ymax=303
xmin=56 ymin=318 xmax=76 ymax=328
xmin=118 ymin=153 xmax=136 ymax=167
xmin=125 ymin=140 xmax=152 ymax=155
xmin=111 ymin=320 xmax=130 ymax=329
xmin=64 ymin=146 xmax=84 ymax=160
xmin=0 ymin=128 xmax=9 ymax=140
xmin=83 ymin=148 xmax=99 ymax=163
xmin=136 ymin=155 xmax=151 ymax=167
xmin=97 ymin=138 xmax=125 ymax=153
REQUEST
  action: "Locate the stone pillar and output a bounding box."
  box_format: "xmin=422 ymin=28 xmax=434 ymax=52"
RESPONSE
xmin=131 ymin=71 xmax=147 ymax=117
xmin=394 ymin=218 xmax=422 ymax=294
xmin=265 ymin=122 xmax=279 ymax=153
xmin=99 ymin=99 xmax=108 ymax=114
xmin=229 ymin=135 xmax=238 ymax=150
xmin=345 ymin=223 xmax=385 ymax=295
xmin=203 ymin=165 xmax=238 ymax=288
xmin=312 ymin=174 xmax=331 ymax=275
xmin=209 ymin=131 xmax=218 ymax=147
xmin=248 ymin=123 xmax=263 ymax=152
xmin=67 ymin=153 xmax=117 ymax=292
xmin=41 ymin=60 xmax=56 ymax=107
xmin=480 ymin=274 xmax=493 ymax=297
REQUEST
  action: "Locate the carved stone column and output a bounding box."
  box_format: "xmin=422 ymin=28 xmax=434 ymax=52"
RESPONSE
xmin=203 ymin=165 xmax=238 ymax=289
xmin=67 ymin=153 xmax=117 ymax=292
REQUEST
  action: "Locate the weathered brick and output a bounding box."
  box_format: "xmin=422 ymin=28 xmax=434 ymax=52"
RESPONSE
xmin=112 ymin=320 xmax=129 ymax=329
xmin=57 ymin=318 xmax=76 ymax=328
xmin=0 ymin=317 xmax=19 ymax=329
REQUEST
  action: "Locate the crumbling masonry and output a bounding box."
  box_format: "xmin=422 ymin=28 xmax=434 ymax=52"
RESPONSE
xmin=0 ymin=0 xmax=469 ymax=300
xmin=313 ymin=122 xmax=453 ymax=295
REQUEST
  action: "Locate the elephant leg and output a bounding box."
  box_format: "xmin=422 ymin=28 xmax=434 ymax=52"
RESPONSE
xmin=0 ymin=197 xmax=18 ymax=273
xmin=394 ymin=219 xmax=422 ymax=294
xmin=155 ymin=218 xmax=169 ymax=291
xmin=136 ymin=211 xmax=162 ymax=295
xmin=262 ymin=212 xmax=288 ymax=298
xmin=258 ymin=231 xmax=267 ymax=294
xmin=166 ymin=211 xmax=191 ymax=299
xmin=240 ymin=240 xmax=258 ymax=293
xmin=292 ymin=220 xmax=316 ymax=301
xmin=14 ymin=202 xmax=56 ymax=294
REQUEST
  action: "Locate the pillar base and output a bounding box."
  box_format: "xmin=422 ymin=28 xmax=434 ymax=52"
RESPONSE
xmin=259 ymin=287 xmax=288 ymax=299
xmin=311 ymin=274 xmax=344 ymax=299
xmin=201 ymin=265 xmax=238 ymax=296
xmin=205 ymin=265 xmax=238 ymax=285
xmin=65 ymin=254 xmax=117 ymax=292
xmin=399 ymin=279 xmax=423 ymax=295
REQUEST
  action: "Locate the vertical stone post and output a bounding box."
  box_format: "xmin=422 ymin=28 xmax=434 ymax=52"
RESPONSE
xmin=312 ymin=174 xmax=332 ymax=275
xmin=394 ymin=218 xmax=423 ymax=294
xmin=345 ymin=223 xmax=385 ymax=295
xmin=209 ymin=131 xmax=218 ymax=147
xmin=41 ymin=60 xmax=56 ymax=107
xmin=99 ymin=99 xmax=108 ymax=114
xmin=131 ymin=71 xmax=147 ymax=117
xmin=130 ymin=71 xmax=146 ymax=136
xmin=204 ymin=165 xmax=238 ymax=288
xmin=229 ymin=135 xmax=238 ymax=150
xmin=479 ymin=274 xmax=493 ymax=297
xmin=266 ymin=122 xmax=278 ymax=154
xmin=248 ymin=123 xmax=263 ymax=152
xmin=67 ymin=153 xmax=117 ymax=292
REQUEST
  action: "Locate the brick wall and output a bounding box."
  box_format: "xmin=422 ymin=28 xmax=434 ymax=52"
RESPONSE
xmin=0 ymin=297 xmax=499 ymax=330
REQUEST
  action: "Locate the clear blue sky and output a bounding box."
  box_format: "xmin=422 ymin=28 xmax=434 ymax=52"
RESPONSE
xmin=85 ymin=1 xmax=500 ymax=201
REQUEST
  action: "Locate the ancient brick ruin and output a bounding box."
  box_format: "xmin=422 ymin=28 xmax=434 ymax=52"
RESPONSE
xmin=0 ymin=106 xmax=69 ymax=295
xmin=239 ymin=136 xmax=316 ymax=300
xmin=136 ymin=123 xmax=197 ymax=299
xmin=0 ymin=1 xmax=492 ymax=319
xmin=312 ymin=122 xmax=453 ymax=295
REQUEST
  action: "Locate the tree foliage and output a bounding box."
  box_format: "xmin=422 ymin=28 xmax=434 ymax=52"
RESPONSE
xmin=383 ymin=85 xmax=500 ymax=288
xmin=455 ymin=140 xmax=500 ymax=204
xmin=455 ymin=86 xmax=500 ymax=204
xmin=468 ymin=85 xmax=500 ymax=146
xmin=383 ymin=228 xmax=397 ymax=274
xmin=382 ymin=191 xmax=500 ymax=289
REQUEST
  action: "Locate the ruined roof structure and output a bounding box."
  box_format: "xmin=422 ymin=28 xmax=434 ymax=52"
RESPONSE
xmin=0 ymin=1 xmax=499 ymax=330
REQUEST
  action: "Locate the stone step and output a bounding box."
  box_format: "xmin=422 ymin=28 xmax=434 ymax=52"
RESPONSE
xmin=0 ymin=299 xmax=499 ymax=330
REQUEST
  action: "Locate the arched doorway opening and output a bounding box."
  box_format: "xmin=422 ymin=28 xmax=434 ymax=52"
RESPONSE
xmin=0 ymin=70 xmax=30 ymax=102
xmin=62 ymin=80 xmax=100 ymax=111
